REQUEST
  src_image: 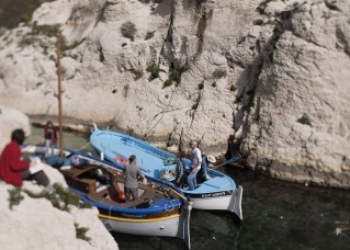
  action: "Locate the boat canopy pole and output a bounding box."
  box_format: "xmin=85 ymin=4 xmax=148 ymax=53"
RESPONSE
xmin=56 ymin=32 xmax=64 ymax=156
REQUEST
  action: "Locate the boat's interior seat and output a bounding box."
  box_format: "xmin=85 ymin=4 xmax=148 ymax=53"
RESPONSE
xmin=87 ymin=182 xmax=155 ymax=208
xmin=62 ymin=163 xmax=157 ymax=208
xmin=61 ymin=165 xmax=99 ymax=193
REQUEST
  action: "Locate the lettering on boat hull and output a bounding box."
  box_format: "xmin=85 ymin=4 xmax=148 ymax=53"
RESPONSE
xmin=187 ymin=190 xmax=233 ymax=198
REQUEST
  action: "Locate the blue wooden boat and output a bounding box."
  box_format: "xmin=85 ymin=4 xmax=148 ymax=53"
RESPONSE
xmin=22 ymin=144 xmax=192 ymax=249
xmin=90 ymin=124 xmax=243 ymax=220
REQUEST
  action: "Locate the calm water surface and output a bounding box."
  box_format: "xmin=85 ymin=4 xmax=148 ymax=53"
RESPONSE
xmin=27 ymin=127 xmax=350 ymax=250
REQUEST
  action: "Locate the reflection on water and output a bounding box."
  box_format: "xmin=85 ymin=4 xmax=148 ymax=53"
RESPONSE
xmin=27 ymin=127 xmax=350 ymax=250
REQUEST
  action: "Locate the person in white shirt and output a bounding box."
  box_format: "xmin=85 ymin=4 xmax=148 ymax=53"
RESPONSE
xmin=187 ymin=141 xmax=202 ymax=190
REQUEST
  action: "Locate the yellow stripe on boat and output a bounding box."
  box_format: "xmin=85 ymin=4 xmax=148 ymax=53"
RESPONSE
xmin=98 ymin=213 xmax=180 ymax=223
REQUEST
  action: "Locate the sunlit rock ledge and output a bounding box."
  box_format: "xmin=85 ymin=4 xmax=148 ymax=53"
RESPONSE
xmin=0 ymin=105 xmax=119 ymax=249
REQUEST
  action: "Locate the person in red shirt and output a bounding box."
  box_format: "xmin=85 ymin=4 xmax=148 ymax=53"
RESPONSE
xmin=0 ymin=129 xmax=50 ymax=187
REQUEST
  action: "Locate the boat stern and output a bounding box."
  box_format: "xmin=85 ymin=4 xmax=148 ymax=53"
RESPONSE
xmin=177 ymin=201 xmax=192 ymax=249
xmin=228 ymin=185 xmax=243 ymax=220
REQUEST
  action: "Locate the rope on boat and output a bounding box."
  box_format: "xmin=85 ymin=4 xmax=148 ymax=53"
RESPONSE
xmin=76 ymin=142 xmax=91 ymax=151
xmin=164 ymin=203 xmax=173 ymax=211
xmin=170 ymin=199 xmax=179 ymax=209
xmin=233 ymin=225 xmax=241 ymax=250
xmin=101 ymin=142 xmax=128 ymax=160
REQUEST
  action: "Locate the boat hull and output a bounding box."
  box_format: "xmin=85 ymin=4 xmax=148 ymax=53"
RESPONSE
xmin=187 ymin=186 xmax=242 ymax=215
xmin=99 ymin=201 xmax=191 ymax=246
xmin=100 ymin=215 xmax=182 ymax=237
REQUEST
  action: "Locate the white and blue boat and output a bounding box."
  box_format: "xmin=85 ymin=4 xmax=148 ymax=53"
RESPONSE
xmin=90 ymin=124 xmax=243 ymax=220
xmin=22 ymin=144 xmax=192 ymax=249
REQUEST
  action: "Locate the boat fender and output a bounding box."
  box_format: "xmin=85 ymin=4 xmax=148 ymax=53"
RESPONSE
xmin=114 ymin=156 xmax=127 ymax=166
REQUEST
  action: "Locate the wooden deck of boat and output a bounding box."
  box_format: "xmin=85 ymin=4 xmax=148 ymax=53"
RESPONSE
xmin=60 ymin=164 xmax=175 ymax=209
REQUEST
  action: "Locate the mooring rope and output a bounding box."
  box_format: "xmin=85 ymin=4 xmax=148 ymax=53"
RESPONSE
xmin=233 ymin=226 xmax=241 ymax=250
xmin=76 ymin=142 xmax=91 ymax=151
xmin=107 ymin=204 xmax=113 ymax=232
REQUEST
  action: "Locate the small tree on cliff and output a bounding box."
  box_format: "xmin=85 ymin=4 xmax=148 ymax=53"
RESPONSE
xmin=121 ymin=21 xmax=137 ymax=41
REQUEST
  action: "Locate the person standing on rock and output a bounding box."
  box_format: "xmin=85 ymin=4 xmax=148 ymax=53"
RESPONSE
xmin=187 ymin=141 xmax=202 ymax=190
xmin=123 ymin=155 xmax=146 ymax=202
xmin=43 ymin=121 xmax=57 ymax=157
xmin=0 ymin=129 xmax=50 ymax=187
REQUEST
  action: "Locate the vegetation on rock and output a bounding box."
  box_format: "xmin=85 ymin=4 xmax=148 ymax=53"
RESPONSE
xmin=146 ymin=65 xmax=160 ymax=81
xmin=22 ymin=183 xmax=92 ymax=212
xmin=145 ymin=31 xmax=155 ymax=40
xmin=121 ymin=21 xmax=137 ymax=41
xmin=212 ymin=69 xmax=227 ymax=79
xmin=0 ymin=0 xmax=54 ymax=29
xmin=8 ymin=188 xmax=24 ymax=210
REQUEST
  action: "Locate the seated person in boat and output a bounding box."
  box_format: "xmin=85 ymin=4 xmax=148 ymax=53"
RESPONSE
xmin=198 ymin=155 xmax=216 ymax=183
xmin=187 ymin=141 xmax=202 ymax=190
xmin=172 ymin=151 xmax=187 ymax=188
xmin=123 ymin=155 xmax=146 ymax=202
xmin=0 ymin=129 xmax=50 ymax=187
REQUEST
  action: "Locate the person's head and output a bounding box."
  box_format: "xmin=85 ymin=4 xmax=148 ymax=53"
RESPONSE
xmin=129 ymin=154 xmax=136 ymax=164
xmin=46 ymin=121 xmax=53 ymax=128
xmin=11 ymin=129 xmax=25 ymax=145
xmin=189 ymin=141 xmax=197 ymax=150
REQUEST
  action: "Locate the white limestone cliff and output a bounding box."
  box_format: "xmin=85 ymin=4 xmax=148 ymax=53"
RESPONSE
xmin=233 ymin=0 xmax=350 ymax=188
xmin=0 ymin=0 xmax=349 ymax=188
xmin=0 ymin=105 xmax=32 ymax=152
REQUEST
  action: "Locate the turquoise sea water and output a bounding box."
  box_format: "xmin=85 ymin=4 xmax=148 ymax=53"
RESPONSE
xmin=27 ymin=127 xmax=350 ymax=250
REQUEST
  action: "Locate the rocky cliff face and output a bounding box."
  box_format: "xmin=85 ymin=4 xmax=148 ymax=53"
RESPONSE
xmin=0 ymin=0 xmax=349 ymax=188
xmin=232 ymin=0 xmax=350 ymax=188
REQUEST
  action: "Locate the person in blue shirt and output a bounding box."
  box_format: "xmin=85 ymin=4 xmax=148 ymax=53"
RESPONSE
xmin=173 ymin=151 xmax=186 ymax=188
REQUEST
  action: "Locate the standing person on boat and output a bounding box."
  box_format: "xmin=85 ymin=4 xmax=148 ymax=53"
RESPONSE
xmin=0 ymin=129 xmax=50 ymax=187
xmin=173 ymin=151 xmax=187 ymax=188
xmin=123 ymin=155 xmax=146 ymax=202
xmin=200 ymin=155 xmax=216 ymax=182
xmin=187 ymin=141 xmax=202 ymax=190
xmin=43 ymin=121 xmax=57 ymax=157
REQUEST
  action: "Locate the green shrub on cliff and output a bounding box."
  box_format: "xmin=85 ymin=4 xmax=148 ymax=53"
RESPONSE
xmin=121 ymin=21 xmax=137 ymax=41
xmin=8 ymin=188 xmax=24 ymax=210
